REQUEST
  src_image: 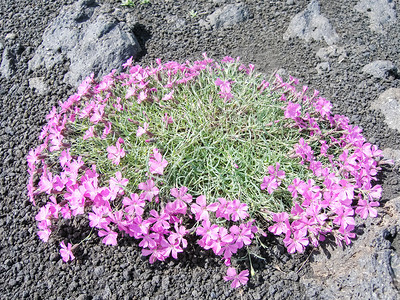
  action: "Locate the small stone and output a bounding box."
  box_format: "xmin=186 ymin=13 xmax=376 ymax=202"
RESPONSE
xmin=362 ymin=60 xmax=397 ymax=79
xmin=316 ymin=62 xmax=331 ymax=74
xmin=9 ymin=279 xmax=17 ymax=287
xmin=201 ymin=3 xmax=250 ymax=29
xmin=286 ymin=0 xmax=295 ymax=5
xmin=5 ymin=33 xmax=17 ymax=40
xmin=28 ymin=77 xmax=49 ymax=95
xmin=287 ymin=271 xmax=299 ymax=282
xmin=371 ymin=88 xmax=400 ymax=131
xmin=50 ymin=253 xmax=59 ymax=262
xmin=0 ymin=47 xmax=16 ymax=79
xmin=94 ymin=266 xmax=105 ymax=277
xmin=4 ymin=259 xmax=12 ymax=266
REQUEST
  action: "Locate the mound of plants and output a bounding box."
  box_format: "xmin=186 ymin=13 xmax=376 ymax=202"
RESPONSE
xmin=27 ymin=54 xmax=384 ymax=288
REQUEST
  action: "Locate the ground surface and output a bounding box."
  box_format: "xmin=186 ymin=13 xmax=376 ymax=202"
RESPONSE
xmin=0 ymin=0 xmax=399 ymax=299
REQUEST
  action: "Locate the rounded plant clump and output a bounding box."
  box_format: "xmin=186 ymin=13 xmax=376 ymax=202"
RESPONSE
xmin=27 ymin=54 xmax=385 ymax=288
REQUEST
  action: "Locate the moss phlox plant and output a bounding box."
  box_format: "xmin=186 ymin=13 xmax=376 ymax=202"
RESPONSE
xmin=27 ymin=53 xmax=384 ymax=289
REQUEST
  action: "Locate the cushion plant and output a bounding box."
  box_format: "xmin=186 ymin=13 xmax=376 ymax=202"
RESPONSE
xmin=27 ymin=54 xmax=384 ymax=288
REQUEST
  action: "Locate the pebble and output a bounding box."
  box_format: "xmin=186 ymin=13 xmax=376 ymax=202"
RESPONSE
xmin=5 ymin=33 xmax=17 ymax=40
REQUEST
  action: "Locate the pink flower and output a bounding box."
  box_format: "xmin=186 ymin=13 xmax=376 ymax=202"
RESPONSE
xmin=268 ymin=212 xmax=290 ymax=236
xmin=164 ymin=238 xmax=183 ymax=259
xmin=294 ymin=138 xmax=314 ymax=164
xmin=83 ymin=126 xmax=95 ymax=140
xmin=162 ymin=113 xmax=173 ymax=128
xmin=107 ymin=140 xmax=125 ymax=165
xmin=288 ymin=178 xmax=302 ymax=199
xmin=223 ymin=267 xmax=249 ymax=289
xmin=37 ymin=226 xmax=51 ymax=243
xmin=142 ymin=238 xmax=169 ymax=264
xmin=90 ymin=104 xmax=105 ymax=124
xmin=355 ymin=199 xmax=379 ymax=219
xmin=283 ymin=231 xmax=309 ymax=254
xmin=162 ymin=90 xmax=174 ymax=101
xmin=205 ymin=227 xmax=233 ymax=255
xmin=268 ymin=162 xmax=286 ymax=180
xmin=215 ymin=198 xmax=231 ymax=220
xmin=102 ymin=122 xmax=112 ymax=139
xmin=138 ymin=179 xmax=159 ymax=202
xmin=38 ymin=166 xmax=54 ymax=194
xmin=123 ymin=193 xmax=145 ymax=216
xmin=137 ymin=90 xmax=148 ymax=104
xmin=261 ymin=175 xmax=279 ymax=194
xmin=284 ymin=102 xmax=301 ymax=119
xmin=169 ymin=223 xmax=188 ymax=249
xmin=98 ymin=228 xmax=118 ymax=246
xmin=191 ymin=195 xmax=219 ymax=221
xmin=109 ymin=171 xmax=129 ymax=195
xmin=60 ymin=241 xmax=75 ymax=262
xmin=88 ymin=206 xmax=110 ymax=229
xmin=229 ymin=199 xmax=249 ymax=221
xmin=196 ymin=219 xmax=220 ymax=246
xmin=149 ymin=148 xmax=168 ymax=175
xmin=137 ymin=122 xmax=149 ymax=137
xmin=314 ymin=97 xmax=332 ymax=118
xmin=170 ymin=186 xmax=193 ymax=203
xmin=122 ymin=56 xmax=133 ymax=69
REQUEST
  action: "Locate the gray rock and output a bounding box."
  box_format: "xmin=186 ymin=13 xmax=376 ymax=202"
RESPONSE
xmin=371 ymin=88 xmax=400 ymax=132
xmin=200 ymin=3 xmax=250 ymax=30
xmin=355 ymin=0 xmax=397 ymax=33
xmin=283 ymin=0 xmax=340 ymax=46
xmin=93 ymin=266 xmax=105 ymax=277
xmin=316 ymin=45 xmax=347 ymax=62
xmin=0 ymin=47 xmax=15 ymax=79
xmin=382 ymin=147 xmax=400 ymax=164
xmin=316 ymin=61 xmax=331 ymax=74
xmin=165 ymin=14 xmax=186 ymax=28
xmin=362 ymin=60 xmax=397 ymax=79
xmin=5 ymin=33 xmax=17 ymax=40
xmin=28 ymin=0 xmax=141 ymax=87
xmin=301 ymin=196 xmax=400 ymax=300
xmin=28 ymin=77 xmax=48 ymax=95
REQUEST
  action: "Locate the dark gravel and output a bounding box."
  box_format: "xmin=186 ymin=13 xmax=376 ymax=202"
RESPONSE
xmin=1 ymin=0 xmax=399 ymax=299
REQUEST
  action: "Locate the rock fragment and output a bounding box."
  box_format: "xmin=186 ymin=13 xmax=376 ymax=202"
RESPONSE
xmin=301 ymin=196 xmax=400 ymax=300
xmin=0 ymin=47 xmax=15 ymax=79
xmin=362 ymin=60 xmax=397 ymax=79
xmin=28 ymin=77 xmax=49 ymax=95
xmin=283 ymin=0 xmax=340 ymax=46
xmin=316 ymin=62 xmax=330 ymax=74
xmin=371 ymin=88 xmax=400 ymax=132
xmin=354 ymin=0 xmax=397 ymax=33
xmin=28 ymin=0 xmax=141 ymax=87
xmin=316 ymin=45 xmax=347 ymax=62
xmin=200 ymin=3 xmax=250 ymax=30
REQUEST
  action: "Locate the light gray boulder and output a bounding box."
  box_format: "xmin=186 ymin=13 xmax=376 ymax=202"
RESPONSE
xmin=283 ymin=0 xmax=340 ymax=46
xmin=28 ymin=77 xmax=49 ymax=95
xmin=355 ymin=0 xmax=397 ymax=33
xmin=362 ymin=60 xmax=397 ymax=79
xmin=28 ymin=0 xmax=141 ymax=87
xmin=0 ymin=47 xmax=15 ymax=79
xmin=200 ymin=3 xmax=250 ymax=30
xmin=371 ymin=88 xmax=400 ymax=132
xmin=301 ymin=196 xmax=400 ymax=300
xmin=316 ymin=45 xmax=347 ymax=62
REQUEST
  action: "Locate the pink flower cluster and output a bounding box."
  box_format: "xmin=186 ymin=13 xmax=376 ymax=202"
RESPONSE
xmin=259 ymin=74 xmax=384 ymax=253
xmin=215 ymin=78 xmax=234 ymax=102
xmin=26 ymin=54 xmax=385 ymax=289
